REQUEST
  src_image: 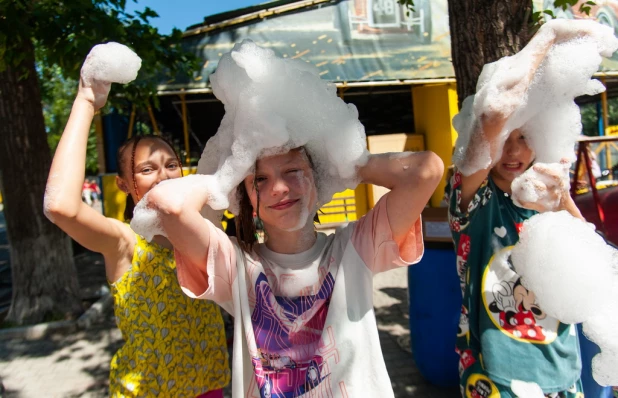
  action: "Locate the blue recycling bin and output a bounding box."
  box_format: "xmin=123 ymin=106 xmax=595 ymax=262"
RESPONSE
xmin=407 ymin=246 xmax=461 ymax=387
xmin=577 ymin=324 xmax=613 ymax=398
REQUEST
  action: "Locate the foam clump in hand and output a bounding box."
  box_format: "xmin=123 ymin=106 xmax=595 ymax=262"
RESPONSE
xmin=511 ymin=211 xmax=616 ymax=324
xmin=80 ymin=42 xmax=142 ymax=85
xmin=511 ymin=161 xmax=570 ymax=211
xmin=453 ymin=19 xmax=618 ymax=176
xmin=130 ymin=175 xmax=225 ymax=239
xmin=196 ymin=39 xmax=369 ymax=214
xmin=511 ymin=211 xmax=618 ymax=385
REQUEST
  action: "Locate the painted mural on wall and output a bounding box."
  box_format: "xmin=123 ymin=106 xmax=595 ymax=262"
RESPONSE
xmin=161 ymin=0 xmax=618 ymax=92
xmin=162 ymin=0 xmax=453 ymax=91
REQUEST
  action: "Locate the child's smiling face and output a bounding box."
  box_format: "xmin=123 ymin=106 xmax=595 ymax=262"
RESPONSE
xmin=244 ymin=148 xmax=318 ymax=232
xmin=491 ymin=129 xmax=535 ymax=183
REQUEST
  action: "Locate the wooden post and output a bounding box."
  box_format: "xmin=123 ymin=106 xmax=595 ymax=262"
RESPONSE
xmin=127 ymin=104 xmax=136 ymax=139
xmin=601 ymin=77 xmax=612 ymax=172
xmin=180 ymin=93 xmax=190 ymax=164
xmin=337 ymin=86 xmax=348 ymax=100
xmin=93 ymin=111 xmax=106 ymax=174
xmin=413 ymin=83 xmax=459 ymax=207
xmin=147 ymin=101 xmax=160 ymax=135
xmin=601 ymin=77 xmax=609 ymax=137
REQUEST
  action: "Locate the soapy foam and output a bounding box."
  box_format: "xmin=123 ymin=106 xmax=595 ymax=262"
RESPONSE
xmin=80 ymin=42 xmax=142 ymax=86
xmin=453 ymin=20 xmax=618 ymax=176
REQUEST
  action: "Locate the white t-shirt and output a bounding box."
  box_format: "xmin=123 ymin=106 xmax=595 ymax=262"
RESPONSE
xmin=176 ymin=196 xmax=424 ymax=398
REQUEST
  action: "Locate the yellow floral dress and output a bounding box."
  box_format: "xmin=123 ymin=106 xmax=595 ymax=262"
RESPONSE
xmin=109 ymin=234 xmax=230 ymax=397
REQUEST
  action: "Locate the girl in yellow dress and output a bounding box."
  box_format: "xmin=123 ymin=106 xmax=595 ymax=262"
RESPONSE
xmin=44 ymin=66 xmax=230 ymax=397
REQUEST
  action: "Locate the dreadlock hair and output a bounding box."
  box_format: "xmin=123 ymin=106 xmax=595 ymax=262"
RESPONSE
xmin=116 ymin=135 xmax=184 ymax=221
xmin=234 ymin=147 xmax=320 ymax=253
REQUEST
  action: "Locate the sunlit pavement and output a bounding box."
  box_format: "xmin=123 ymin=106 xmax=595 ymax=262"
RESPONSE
xmin=0 ymin=251 xmax=458 ymax=397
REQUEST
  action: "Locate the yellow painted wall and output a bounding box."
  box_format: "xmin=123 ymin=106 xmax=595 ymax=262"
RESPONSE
xmin=317 ymin=186 xmax=369 ymax=225
xmin=412 ymin=83 xmax=459 ymax=207
xmin=101 ymin=174 xmax=127 ymax=221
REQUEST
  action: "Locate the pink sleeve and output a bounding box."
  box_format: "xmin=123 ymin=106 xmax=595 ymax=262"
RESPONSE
xmin=351 ymin=194 xmax=424 ymax=274
xmin=175 ymin=219 xmax=237 ymax=304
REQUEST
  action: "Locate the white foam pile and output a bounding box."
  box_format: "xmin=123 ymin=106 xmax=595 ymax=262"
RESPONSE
xmin=197 ymin=39 xmax=368 ymax=214
xmin=131 ymin=39 xmax=369 ymax=236
xmin=452 ymin=19 xmax=618 ymax=176
xmin=80 ymin=42 xmax=142 ymax=85
xmin=511 ymin=161 xmax=570 ymax=211
xmin=511 ymin=211 xmax=618 ymax=385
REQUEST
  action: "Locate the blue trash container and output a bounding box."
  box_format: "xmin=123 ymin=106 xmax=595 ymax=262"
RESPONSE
xmin=407 ymin=246 xmax=461 ymax=387
xmin=577 ymin=324 xmax=613 ymax=398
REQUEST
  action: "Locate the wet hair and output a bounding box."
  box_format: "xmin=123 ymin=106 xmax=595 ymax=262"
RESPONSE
xmin=234 ymin=147 xmax=320 ymax=252
xmin=116 ymin=135 xmax=183 ymax=221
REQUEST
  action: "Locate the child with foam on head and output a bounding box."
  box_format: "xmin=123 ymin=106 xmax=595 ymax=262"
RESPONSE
xmin=445 ymin=19 xmax=618 ymax=397
xmin=44 ymin=43 xmax=230 ymax=398
xmin=132 ymin=40 xmax=444 ymax=397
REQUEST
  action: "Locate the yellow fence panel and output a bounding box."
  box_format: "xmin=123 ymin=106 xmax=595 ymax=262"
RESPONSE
xmin=318 ymin=186 xmax=369 ymax=227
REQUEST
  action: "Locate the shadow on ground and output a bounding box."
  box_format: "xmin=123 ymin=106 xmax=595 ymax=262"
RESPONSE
xmin=377 ymin=286 xmax=460 ymax=397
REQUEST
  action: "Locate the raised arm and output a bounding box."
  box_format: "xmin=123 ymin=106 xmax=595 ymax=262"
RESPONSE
xmin=358 ymin=151 xmax=443 ymax=244
xmin=456 ymin=22 xmax=564 ymax=210
xmin=44 ymin=77 xmax=135 ymax=275
xmin=456 ymin=20 xmax=606 ymax=211
xmin=143 ymin=176 xmax=215 ymax=275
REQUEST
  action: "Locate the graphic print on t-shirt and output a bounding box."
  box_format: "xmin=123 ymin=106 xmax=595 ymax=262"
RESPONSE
xmin=465 ymin=373 xmax=500 ymax=398
xmin=482 ymin=247 xmax=559 ymax=344
xmin=250 ymin=272 xmax=335 ymax=398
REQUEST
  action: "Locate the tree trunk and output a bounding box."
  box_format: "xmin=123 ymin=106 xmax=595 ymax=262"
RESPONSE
xmin=447 ymin=0 xmax=534 ymax=107
xmin=0 ymin=37 xmax=82 ymax=325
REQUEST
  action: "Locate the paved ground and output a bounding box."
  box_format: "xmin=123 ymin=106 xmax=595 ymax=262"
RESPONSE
xmin=0 ymin=241 xmax=459 ymax=397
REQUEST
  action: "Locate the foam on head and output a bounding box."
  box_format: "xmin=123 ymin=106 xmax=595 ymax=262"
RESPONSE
xmin=453 ymin=20 xmax=618 ymax=176
xmin=197 ymin=40 xmax=369 ymax=215
xmin=80 ymin=42 xmax=142 ymax=86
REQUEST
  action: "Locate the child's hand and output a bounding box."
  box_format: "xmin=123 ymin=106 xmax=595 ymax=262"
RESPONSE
xmin=130 ymin=174 xmax=227 ymax=241
xmin=77 ymin=76 xmax=111 ymax=111
xmin=511 ymin=159 xmax=571 ymax=213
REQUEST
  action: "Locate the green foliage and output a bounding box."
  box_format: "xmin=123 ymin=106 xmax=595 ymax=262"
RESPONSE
xmin=580 ymin=98 xmax=618 ymax=136
xmin=533 ymin=0 xmax=596 ymax=23
xmin=39 ymin=65 xmax=100 ymax=175
xmin=35 ymin=43 xmax=100 ymax=174
xmin=0 ymin=0 xmax=200 ymax=108
xmin=397 ymin=0 xmax=415 ymax=14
